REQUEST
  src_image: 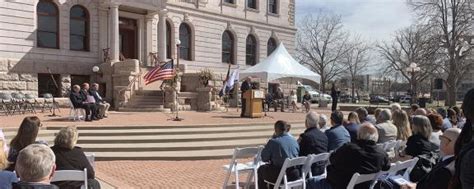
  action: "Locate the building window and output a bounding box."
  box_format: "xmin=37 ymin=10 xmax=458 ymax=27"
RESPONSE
xmin=37 ymin=0 xmax=59 ymax=49
xmin=179 ymin=23 xmax=192 ymax=60
xmin=267 ymin=37 xmax=277 ymax=56
xmin=166 ymin=21 xmax=172 ymax=59
xmin=268 ymin=0 xmax=278 ymax=14
xmin=70 ymin=5 xmax=89 ymax=51
xmin=224 ymin=0 xmax=235 ymax=4
xmin=246 ymin=35 xmax=257 ymax=65
xmin=247 ymin=0 xmax=257 ymax=9
xmin=222 ymin=31 xmax=235 ymax=64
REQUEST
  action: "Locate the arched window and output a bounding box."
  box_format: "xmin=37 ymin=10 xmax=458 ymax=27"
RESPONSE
xmin=246 ymin=35 xmax=257 ymax=65
xmin=70 ymin=5 xmax=89 ymax=51
xmin=179 ymin=23 xmax=192 ymax=60
xmin=222 ymin=31 xmax=235 ymax=64
xmin=268 ymin=0 xmax=278 ymax=14
xmin=37 ymin=0 xmax=59 ymax=48
xmin=267 ymin=38 xmax=277 ymax=56
xmin=166 ymin=21 xmax=172 ymax=59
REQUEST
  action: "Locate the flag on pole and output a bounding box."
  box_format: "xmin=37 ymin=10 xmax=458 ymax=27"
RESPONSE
xmin=226 ymin=68 xmax=239 ymax=91
xmin=219 ymin=64 xmax=232 ymax=97
xmin=143 ymin=60 xmax=175 ymax=85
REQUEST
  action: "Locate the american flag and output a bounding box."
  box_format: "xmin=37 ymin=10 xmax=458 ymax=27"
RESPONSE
xmin=143 ymin=60 xmax=175 ymax=85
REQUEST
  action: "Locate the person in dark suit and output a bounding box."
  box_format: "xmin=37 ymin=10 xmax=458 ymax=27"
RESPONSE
xmin=81 ymin=83 xmax=99 ymax=119
xmin=51 ymin=126 xmax=101 ymax=189
xmin=330 ymin=83 xmax=338 ymax=111
xmin=70 ymin=85 xmax=96 ymax=121
xmin=417 ymin=128 xmax=460 ymax=189
xmin=308 ymin=123 xmax=390 ymax=189
xmin=240 ymin=77 xmax=251 ymax=117
xmin=298 ymin=111 xmax=328 ymax=176
xmin=258 ymin=120 xmax=300 ymax=189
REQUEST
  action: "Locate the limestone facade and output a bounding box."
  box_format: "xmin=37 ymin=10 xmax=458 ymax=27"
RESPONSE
xmin=0 ymin=0 xmax=296 ymax=107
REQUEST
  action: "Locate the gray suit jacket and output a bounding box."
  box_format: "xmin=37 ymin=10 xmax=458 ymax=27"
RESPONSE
xmin=375 ymin=122 xmax=398 ymax=143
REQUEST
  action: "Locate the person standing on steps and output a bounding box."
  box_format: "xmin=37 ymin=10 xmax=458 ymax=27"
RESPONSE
xmin=331 ymin=83 xmax=338 ymax=112
xmin=240 ymin=77 xmax=251 ymax=117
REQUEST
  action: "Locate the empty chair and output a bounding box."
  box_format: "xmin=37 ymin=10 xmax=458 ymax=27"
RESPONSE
xmin=51 ymin=168 xmax=88 ymax=189
xmin=264 ymin=156 xmax=307 ymax=189
xmin=223 ymin=146 xmax=263 ymax=189
xmin=0 ymin=92 xmax=13 ymax=115
xmin=23 ymin=93 xmax=38 ymax=114
xmin=385 ymin=157 xmax=419 ymax=181
xmin=41 ymin=93 xmax=60 ymax=113
xmin=69 ymin=99 xmax=85 ymax=121
xmin=346 ymin=172 xmax=382 ymax=189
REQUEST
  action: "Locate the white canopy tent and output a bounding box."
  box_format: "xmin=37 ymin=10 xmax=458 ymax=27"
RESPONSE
xmin=239 ymin=43 xmax=320 ymax=84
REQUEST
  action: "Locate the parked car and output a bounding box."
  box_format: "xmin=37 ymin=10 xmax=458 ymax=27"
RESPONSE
xmin=300 ymin=85 xmax=332 ymax=104
xmin=400 ymin=96 xmax=412 ymax=103
xmin=369 ymin=96 xmax=390 ymax=105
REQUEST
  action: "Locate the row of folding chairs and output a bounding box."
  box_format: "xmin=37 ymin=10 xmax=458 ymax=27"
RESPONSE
xmin=222 ymin=146 xmax=331 ymax=189
xmin=0 ymin=92 xmax=60 ymax=116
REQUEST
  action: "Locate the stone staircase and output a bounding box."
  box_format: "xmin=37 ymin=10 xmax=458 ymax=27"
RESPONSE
xmin=3 ymin=123 xmax=305 ymax=161
xmin=119 ymin=90 xmax=171 ymax=112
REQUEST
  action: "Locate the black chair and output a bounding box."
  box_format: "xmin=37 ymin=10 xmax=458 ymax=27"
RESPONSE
xmin=11 ymin=92 xmax=26 ymax=114
xmin=0 ymin=92 xmax=13 ymax=115
xmin=41 ymin=93 xmax=60 ymax=113
xmin=24 ymin=93 xmax=38 ymax=114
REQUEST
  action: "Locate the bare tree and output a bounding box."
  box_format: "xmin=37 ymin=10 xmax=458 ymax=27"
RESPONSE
xmin=377 ymin=24 xmax=440 ymax=102
xmin=409 ymin=0 xmax=474 ymax=106
xmin=296 ymin=13 xmax=352 ymax=94
xmin=342 ymin=37 xmax=370 ymax=102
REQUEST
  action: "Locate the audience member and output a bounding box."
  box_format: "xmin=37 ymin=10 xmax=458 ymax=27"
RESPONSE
xmin=0 ymin=140 xmax=17 ymax=189
xmin=355 ymin=107 xmax=376 ymax=125
xmin=7 ymin=116 xmax=42 ymax=171
xmin=344 ymin=112 xmax=360 ymax=142
xmin=437 ymin=108 xmax=452 ymax=131
xmin=452 ymin=106 xmax=466 ymax=128
xmin=0 ymin=129 xmax=8 ymax=152
xmin=272 ymin=87 xmax=285 ymax=112
xmin=390 ymin=103 xmax=402 ymax=112
xmin=450 ymin=88 xmax=474 ymax=189
xmin=308 ymin=123 xmax=390 ymax=189
xmin=70 ymin=85 xmax=98 ymax=121
xmin=410 ymin=104 xmax=420 ymax=116
xmin=414 ymin=108 xmax=428 ymax=116
xmin=90 ymin=83 xmax=110 ymax=118
xmin=375 ymin=109 xmax=398 ymax=143
xmin=405 ymin=115 xmax=438 ymax=157
xmin=417 ymin=128 xmax=461 ymax=189
xmin=51 ymin=126 xmax=101 ymax=189
xmin=374 ymin=108 xmax=383 ymax=124
xmin=447 ymin=108 xmax=458 ymax=127
xmin=12 ymin=144 xmax=58 ymax=189
xmin=392 ymin=110 xmax=412 ymax=141
xmin=298 ymin=112 xmax=328 ymax=176
xmin=427 ymin=113 xmax=444 ymax=146
xmin=325 ymin=111 xmax=350 ymax=151
xmin=319 ymin=115 xmax=330 ymax=132
xmin=258 ymin=121 xmax=299 ymax=189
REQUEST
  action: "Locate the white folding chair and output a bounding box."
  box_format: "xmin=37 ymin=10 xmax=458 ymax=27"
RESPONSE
xmin=68 ymin=100 xmax=85 ymax=121
xmin=393 ymin=140 xmax=406 ymax=158
xmin=304 ymin=153 xmax=330 ymax=178
xmin=382 ymin=140 xmax=398 ymax=151
xmin=264 ymin=156 xmax=307 ymax=189
xmin=385 ymin=157 xmax=419 ymax=181
xmin=223 ymin=146 xmax=263 ymax=189
xmin=51 ymin=168 xmax=88 ymax=189
xmin=346 ymin=172 xmax=382 ymax=189
xmin=85 ymin=153 xmax=95 ymax=168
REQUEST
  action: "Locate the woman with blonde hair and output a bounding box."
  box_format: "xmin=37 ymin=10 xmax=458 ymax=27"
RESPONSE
xmin=392 ymin=110 xmax=412 ymax=141
xmin=51 ymin=126 xmax=101 ymax=189
xmin=0 ymin=140 xmax=18 ymax=188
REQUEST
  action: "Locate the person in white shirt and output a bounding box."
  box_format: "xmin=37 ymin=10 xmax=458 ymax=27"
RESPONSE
xmin=90 ymin=83 xmax=110 ymax=118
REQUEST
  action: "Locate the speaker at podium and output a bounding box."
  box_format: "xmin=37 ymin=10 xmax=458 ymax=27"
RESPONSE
xmin=243 ymin=89 xmax=264 ymax=118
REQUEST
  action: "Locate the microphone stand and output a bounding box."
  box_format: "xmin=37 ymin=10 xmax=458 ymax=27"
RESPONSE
xmin=47 ymin=67 xmax=60 ymax=117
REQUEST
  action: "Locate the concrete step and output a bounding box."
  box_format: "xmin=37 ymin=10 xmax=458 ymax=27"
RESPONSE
xmin=126 ymin=104 xmax=165 ymax=108
xmin=134 ymin=90 xmax=164 ymax=96
xmin=93 ymin=149 xmax=234 ymax=161
xmin=130 ymin=96 xmax=164 ymax=100
xmin=118 ymin=107 xmax=171 ymax=112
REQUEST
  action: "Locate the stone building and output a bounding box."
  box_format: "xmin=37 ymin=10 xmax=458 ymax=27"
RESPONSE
xmin=0 ymin=0 xmax=297 ymax=111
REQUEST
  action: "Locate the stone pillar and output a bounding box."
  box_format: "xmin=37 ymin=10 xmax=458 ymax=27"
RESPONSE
xmin=157 ymin=9 xmax=168 ymax=63
xmin=146 ymin=13 xmax=156 ymax=66
xmin=109 ymin=4 xmax=120 ymax=62
xmin=197 ymin=87 xmax=212 ymax=111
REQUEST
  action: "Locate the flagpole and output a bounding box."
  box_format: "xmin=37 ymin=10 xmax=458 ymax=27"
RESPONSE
xmin=173 ymin=40 xmax=183 ymax=121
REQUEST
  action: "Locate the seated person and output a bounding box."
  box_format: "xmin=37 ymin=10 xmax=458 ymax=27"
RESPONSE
xmin=264 ymin=92 xmax=273 ymax=112
xmin=272 ymin=88 xmax=285 ymax=112
xmin=308 ymin=123 xmax=390 ymax=189
xmin=70 ymin=85 xmax=98 ymax=121
xmin=90 ymin=83 xmax=110 ymax=118
xmin=0 ymin=140 xmax=17 ymax=189
xmin=288 ymin=90 xmax=299 ymax=112
xmin=344 ymin=112 xmax=361 ymax=142
xmin=298 ymin=112 xmax=328 ymax=176
xmin=325 ymin=111 xmax=351 ymax=151
xmin=12 ymin=144 xmax=59 ymax=189
xmin=302 ymin=91 xmax=312 ymax=112
xmin=375 ymin=109 xmax=398 ymax=143
xmin=51 ymin=126 xmax=101 ymax=189
xmin=416 ymin=128 xmax=461 ymax=189
xmin=258 ymin=120 xmax=299 ymax=189
xmin=7 ymin=116 xmax=43 ymax=171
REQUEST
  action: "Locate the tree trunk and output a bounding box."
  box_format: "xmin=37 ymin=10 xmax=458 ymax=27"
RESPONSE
xmin=445 ymin=82 xmax=457 ymax=107
xmin=351 ymin=79 xmax=355 ymax=103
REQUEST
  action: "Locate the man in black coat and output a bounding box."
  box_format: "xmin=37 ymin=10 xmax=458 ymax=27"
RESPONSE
xmin=70 ymin=85 xmax=96 ymax=121
xmin=308 ymin=123 xmax=390 ymax=189
xmin=416 ymin=128 xmax=460 ymax=189
xmin=298 ymin=111 xmax=328 ymax=176
xmin=240 ymin=77 xmax=251 ymax=117
xmin=330 ymin=83 xmax=338 ymax=111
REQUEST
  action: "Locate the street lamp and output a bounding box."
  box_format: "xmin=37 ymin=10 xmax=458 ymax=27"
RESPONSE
xmin=173 ymin=39 xmax=183 ymax=121
xmin=406 ymin=63 xmax=420 ymax=104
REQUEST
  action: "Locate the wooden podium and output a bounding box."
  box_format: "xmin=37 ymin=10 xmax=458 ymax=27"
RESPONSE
xmin=243 ymin=89 xmax=264 ymax=118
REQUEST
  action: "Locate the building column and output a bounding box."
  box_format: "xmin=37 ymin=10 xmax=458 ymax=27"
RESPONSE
xmin=109 ymin=4 xmax=120 ymax=62
xmin=146 ymin=13 xmax=156 ymax=66
xmin=157 ymin=9 xmax=168 ymax=63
